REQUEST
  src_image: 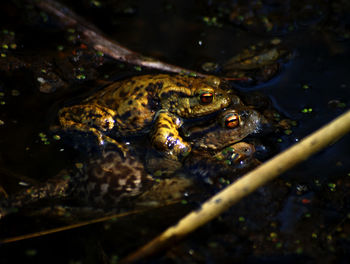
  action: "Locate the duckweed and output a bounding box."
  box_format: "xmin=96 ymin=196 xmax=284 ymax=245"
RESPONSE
xmin=76 ymin=74 xmax=86 ymax=80
xmin=53 ymin=134 xmax=61 ymax=140
xmin=134 ymin=66 xmax=142 ymax=71
xmin=301 ymin=108 xmax=313 ymax=113
xmin=238 ymin=216 xmax=245 ymax=222
xmin=75 ymin=163 xmax=84 ymax=169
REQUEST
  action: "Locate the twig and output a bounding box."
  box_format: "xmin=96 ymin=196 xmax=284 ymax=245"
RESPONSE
xmin=32 ymin=0 xmax=207 ymax=77
xmin=0 ymin=201 xmax=179 ymax=244
xmin=31 ymin=0 xmax=251 ymax=82
xmin=120 ymin=109 xmax=350 ymax=263
xmin=0 ymin=209 xmax=142 ymax=244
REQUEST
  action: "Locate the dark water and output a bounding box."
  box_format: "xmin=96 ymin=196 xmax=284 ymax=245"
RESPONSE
xmin=0 ymin=0 xmax=350 ymax=263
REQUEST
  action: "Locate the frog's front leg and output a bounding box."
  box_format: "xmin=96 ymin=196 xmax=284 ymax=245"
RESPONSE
xmin=151 ymin=111 xmax=191 ymax=160
xmin=58 ymin=104 xmax=129 ymax=157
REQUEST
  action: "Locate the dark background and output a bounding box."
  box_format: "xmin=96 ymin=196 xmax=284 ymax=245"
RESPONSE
xmin=0 ymin=0 xmax=349 ymax=263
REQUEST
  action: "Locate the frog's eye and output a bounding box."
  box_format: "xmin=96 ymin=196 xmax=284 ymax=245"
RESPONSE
xmin=200 ymin=92 xmax=214 ymax=104
xmin=224 ymin=112 xmax=240 ymax=128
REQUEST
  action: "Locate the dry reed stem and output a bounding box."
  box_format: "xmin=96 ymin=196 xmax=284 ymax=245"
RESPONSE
xmin=121 ymin=109 xmax=350 ymax=263
xmin=34 ymin=0 xmax=206 ymax=77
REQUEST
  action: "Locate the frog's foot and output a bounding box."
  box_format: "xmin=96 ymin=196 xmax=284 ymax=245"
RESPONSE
xmin=58 ymin=103 xmax=125 ymax=150
xmin=86 ymin=128 xmax=129 ymax=157
xmin=151 ymin=111 xmax=191 ymax=160
xmin=100 ymin=134 xmax=129 ymax=158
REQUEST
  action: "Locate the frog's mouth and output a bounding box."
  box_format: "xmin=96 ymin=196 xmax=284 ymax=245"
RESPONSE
xmin=181 ymin=113 xmax=221 ymax=140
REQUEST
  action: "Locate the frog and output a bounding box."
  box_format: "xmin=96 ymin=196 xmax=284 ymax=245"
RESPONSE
xmin=177 ymin=105 xmax=268 ymax=189
xmin=200 ymin=40 xmax=291 ymax=86
xmin=222 ymin=44 xmax=290 ymax=86
xmin=0 ymin=150 xmax=193 ymax=219
xmin=58 ymin=74 xmax=231 ymax=160
xmin=184 ymin=106 xmax=266 ymax=151
xmin=0 ymin=141 xmax=259 ymax=220
xmin=185 ymin=141 xmax=260 ymax=188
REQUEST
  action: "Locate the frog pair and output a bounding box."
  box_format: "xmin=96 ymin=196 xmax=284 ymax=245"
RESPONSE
xmin=56 ymin=74 xmax=265 ymax=207
xmin=58 ymin=74 xmax=262 ymax=161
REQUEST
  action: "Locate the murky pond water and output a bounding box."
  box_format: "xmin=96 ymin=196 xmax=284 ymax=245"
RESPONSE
xmin=0 ymin=0 xmax=350 ymax=263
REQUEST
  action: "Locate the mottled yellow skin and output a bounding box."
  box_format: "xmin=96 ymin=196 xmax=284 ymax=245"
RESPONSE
xmin=58 ymin=74 xmax=231 ymax=159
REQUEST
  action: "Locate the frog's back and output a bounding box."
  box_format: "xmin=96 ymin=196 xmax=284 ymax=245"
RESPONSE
xmin=77 ymin=74 xmax=227 ymax=134
xmin=84 ymin=75 xmax=171 ymax=133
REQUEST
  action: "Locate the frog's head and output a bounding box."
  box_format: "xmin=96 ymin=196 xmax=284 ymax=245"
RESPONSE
xmin=161 ymin=76 xmax=231 ymax=118
xmin=188 ymin=107 xmax=265 ymax=150
xmin=214 ymin=142 xmax=257 ymax=166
